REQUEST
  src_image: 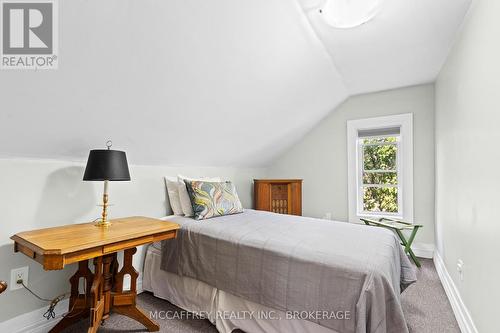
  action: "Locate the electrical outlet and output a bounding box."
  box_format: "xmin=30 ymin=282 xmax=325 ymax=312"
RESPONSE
xmin=10 ymin=266 xmax=29 ymax=291
xmin=456 ymin=259 xmax=464 ymax=281
xmin=324 ymin=212 xmax=332 ymax=220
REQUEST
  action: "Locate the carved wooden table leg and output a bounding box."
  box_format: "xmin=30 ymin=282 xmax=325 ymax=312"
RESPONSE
xmin=101 ymin=254 xmax=114 ymax=322
xmin=88 ymin=256 xmax=105 ymax=333
xmin=49 ymin=260 xmax=93 ymax=333
xmin=51 ymin=249 xmax=159 ymax=332
xmin=111 ymin=252 xmax=119 ymax=287
xmin=112 ymin=247 xmax=160 ymax=331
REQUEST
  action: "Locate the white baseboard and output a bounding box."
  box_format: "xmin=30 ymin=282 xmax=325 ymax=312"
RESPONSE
xmin=434 ymin=251 xmax=478 ymax=333
xmin=1 ymin=276 xmax=144 ymax=333
xmin=0 ymin=299 xmax=69 ymax=333
xmin=412 ymin=242 xmax=434 ymax=259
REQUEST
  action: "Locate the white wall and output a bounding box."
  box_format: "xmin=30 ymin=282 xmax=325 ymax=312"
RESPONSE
xmin=435 ymin=0 xmax=500 ymax=331
xmin=267 ymin=84 xmax=436 ymax=247
xmin=0 ymin=158 xmax=264 ymax=322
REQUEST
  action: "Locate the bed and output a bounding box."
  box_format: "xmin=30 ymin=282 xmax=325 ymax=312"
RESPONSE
xmin=143 ymin=209 xmax=416 ymax=333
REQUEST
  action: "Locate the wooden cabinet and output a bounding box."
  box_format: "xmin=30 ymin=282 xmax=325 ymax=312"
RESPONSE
xmin=254 ymin=179 xmax=302 ymax=216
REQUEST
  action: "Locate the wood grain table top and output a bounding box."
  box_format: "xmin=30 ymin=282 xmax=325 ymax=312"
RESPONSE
xmin=11 ymin=216 xmax=180 ymax=270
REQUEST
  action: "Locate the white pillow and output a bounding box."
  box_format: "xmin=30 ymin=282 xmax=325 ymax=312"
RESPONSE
xmin=164 ymin=176 xmax=184 ymax=215
xmin=177 ymin=175 xmax=221 ymax=216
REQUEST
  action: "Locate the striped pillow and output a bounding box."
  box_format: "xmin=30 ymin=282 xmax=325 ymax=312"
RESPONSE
xmin=184 ymin=180 xmax=243 ymax=220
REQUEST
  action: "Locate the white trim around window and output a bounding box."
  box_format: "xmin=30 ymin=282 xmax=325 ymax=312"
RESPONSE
xmin=347 ymin=113 xmax=413 ymax=223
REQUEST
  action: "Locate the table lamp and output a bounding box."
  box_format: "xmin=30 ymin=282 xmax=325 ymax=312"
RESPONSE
xmin=83 ymin=141 xmax=130 ymax=227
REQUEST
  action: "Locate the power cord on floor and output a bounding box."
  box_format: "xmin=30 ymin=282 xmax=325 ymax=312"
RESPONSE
xmin=17 ymin=219 xmax=102 ymax=320
xmin=16 ymin=219 xmax=104 ymax=320
xmin=17 ymin=279 xmax=72 ymax=320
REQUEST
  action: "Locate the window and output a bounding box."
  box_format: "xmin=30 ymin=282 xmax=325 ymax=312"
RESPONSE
xmin=347 ymin=114 xmax=413 ymax=223
xmin=358 ymin=129 xmax=401 ymax=216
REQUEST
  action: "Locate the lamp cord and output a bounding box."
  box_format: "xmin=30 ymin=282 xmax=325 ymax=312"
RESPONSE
xmin=19 ymin=280 xmax=87 ymax=320
xmin=19 ymin=218 xmax=103 ymax=320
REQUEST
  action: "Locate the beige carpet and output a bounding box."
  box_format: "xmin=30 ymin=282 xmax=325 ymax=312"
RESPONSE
xmin=63 ymin=259 xmax=459 ymax=333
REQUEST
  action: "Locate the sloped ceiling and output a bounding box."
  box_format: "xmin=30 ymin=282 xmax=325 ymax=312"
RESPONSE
xmin=300 ymin=0 xmax=472 ymax=94
xmin=0 ymin=0 xmax=470 ymax=166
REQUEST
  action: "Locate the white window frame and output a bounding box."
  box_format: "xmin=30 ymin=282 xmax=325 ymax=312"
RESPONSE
xmin=347 ymin=114 xmax=413 ymax=223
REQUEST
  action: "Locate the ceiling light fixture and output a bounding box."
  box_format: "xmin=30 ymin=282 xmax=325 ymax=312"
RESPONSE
xmin=320 ymin=0 xmax=383 ymax=29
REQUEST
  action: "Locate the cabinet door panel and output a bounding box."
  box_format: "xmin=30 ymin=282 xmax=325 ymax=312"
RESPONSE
xmin=254 ymin=182 xmax=271 ymax=211
xmin=254 ymin=180 xmax=302 ymax=216
xmin=270 ymin=184 xmax=289 ymax=214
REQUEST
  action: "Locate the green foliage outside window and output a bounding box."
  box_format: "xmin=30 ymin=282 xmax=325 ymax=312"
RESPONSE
xmin=362 ymin=137 xmax=399 ymax=213
xmin=363 ymin=187 xmax=398 ymax=213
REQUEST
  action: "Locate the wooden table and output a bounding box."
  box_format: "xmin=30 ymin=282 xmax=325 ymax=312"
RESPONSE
xmin=11 ymin=216 xmax=180 ymax=333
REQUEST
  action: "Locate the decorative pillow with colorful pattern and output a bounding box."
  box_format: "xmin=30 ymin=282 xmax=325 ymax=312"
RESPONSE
xmin=184 ymin=180 xmax=243 ymax=220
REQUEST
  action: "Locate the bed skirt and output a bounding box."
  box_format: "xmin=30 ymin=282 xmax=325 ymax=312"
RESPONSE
xmin=143 ymin=244 xmax=337 ymax=333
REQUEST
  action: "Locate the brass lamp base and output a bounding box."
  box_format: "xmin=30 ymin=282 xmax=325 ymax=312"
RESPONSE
xmin=95 ymin=219 xmax=112 ymax=228
xmin=95 ymin=182 xmax=111 ymax=228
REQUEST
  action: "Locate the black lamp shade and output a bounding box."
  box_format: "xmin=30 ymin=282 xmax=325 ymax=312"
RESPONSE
xmin=83 ymin=150 xmax=131 ymax=181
